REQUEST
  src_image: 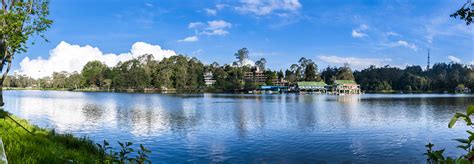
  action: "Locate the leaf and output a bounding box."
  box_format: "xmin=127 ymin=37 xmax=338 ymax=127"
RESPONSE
xmin=456 ymin=145 xmax=469 ymax=150
xmin=433 ymin=150 xmax=445 ymax=160
xmin=468 ymin=105 xmax=474 ymax=116
xmin=445 ymin=157 xmax=454 ymax=164
xmin=449 ymin=116 xmax=459 ymax=128
xmin=467 ymin=130 xmax=474 ymax=135
xmin=454 ymin=138 xmax=469 ymax=144
xmin=426 ymin=142 xmax=434 ymax=148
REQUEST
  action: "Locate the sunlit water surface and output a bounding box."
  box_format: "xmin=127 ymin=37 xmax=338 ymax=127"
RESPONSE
xmin=3 ymin=90 xmax=474 ymax=163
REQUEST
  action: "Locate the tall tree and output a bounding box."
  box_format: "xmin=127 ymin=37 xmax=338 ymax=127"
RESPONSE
xmin=336 ymin=64 xmax=355 ymax=81
xmin=81 ymin=61 xmax=108 ymax=88
xmin=255 ymin=58 xmax=267 ymax=71
xmin=0 ymin=0 xmax=52 ymax=106
xmin=234 ymin=48 xmax=249 ymax=67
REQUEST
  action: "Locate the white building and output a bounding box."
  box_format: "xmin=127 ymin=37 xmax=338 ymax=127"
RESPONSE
xmin=204 ymin=72 xmax=216 ymax=86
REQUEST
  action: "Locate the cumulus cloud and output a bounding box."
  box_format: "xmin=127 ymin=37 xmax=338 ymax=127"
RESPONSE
xmin=396 ymin=40 xmax=418 ymax=51
xmin=448 ymin=55 xmax=461 ymax=63
xmin=351 ymin=24 xmax=369 ymax=38
xmin=19 ymin=41 xmax=176 ymax=78
xmin=178 ymin=35 xmax=199 ymax=42
xmin=232 ymin=58 xmax=255 ymax=67
xmin=318 ymin=55 xmax=392 ymax=70
xmin=235 ymin=0 xmax=302 ymax=16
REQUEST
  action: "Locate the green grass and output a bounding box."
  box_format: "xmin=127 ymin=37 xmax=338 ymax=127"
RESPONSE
xmin=0 ymin=110 xmax=100 ymax=163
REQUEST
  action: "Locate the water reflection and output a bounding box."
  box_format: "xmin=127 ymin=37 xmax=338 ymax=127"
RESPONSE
xmin=3 ymin=91 xmax=474 ymax=162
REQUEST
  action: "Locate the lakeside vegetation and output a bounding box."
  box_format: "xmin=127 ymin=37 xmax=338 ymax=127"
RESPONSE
xmin=4 ymin=49 xmax=474 ymax=93
xmin=0 ymin=110 xmax=152 ymax=163
xmin=0 ymin=110 xmax=100 ymax=162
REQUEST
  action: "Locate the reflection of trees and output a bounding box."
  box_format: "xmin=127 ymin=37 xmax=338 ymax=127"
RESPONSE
xmin=234 ymin=102 xmax=248 ymax=138
xmin=81 ymin=104 xmax=104 ymax=123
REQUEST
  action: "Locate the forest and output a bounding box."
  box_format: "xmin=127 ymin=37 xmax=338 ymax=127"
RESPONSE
xmin=5 ymin=48 xmax=474 ymax=93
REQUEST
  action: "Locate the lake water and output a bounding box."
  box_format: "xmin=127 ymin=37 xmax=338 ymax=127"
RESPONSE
xmin=3 ymin=90 xmax=474 ymax=163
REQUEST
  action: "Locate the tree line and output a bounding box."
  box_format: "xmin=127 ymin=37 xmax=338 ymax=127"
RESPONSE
xmin=4 ymin=48 xmax=474 ymax=93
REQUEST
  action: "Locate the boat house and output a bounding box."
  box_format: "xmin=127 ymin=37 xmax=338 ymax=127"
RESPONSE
xmin=333 ymin=80 xmax=361 ymax=94
xmin=297 ymin=81 xmax=327 ymax=93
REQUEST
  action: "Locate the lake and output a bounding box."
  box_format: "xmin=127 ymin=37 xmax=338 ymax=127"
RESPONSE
xmin=3 ymin=90 xmax=473 ymax=163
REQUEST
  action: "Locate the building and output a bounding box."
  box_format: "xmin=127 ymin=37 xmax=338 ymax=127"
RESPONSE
xmin=297 ymin=81 xmax=327 ymax=93
xmin=455 ymin=85 xmax=471 ymax=93
xmin=273 ymin=78 xmax=288 ymax=86
xmin=204 ymin=72 xmax=216 ymax=86
xmin=333 ymin=80 xmax=361 ymax=94
xmin=244 ymin=67 xmax=267 ymax=84
xmin=244 ymin=66 xmax=288 ymax=86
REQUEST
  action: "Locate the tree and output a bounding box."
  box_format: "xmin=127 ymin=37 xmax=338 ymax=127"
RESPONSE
xmin=0 ymin=0 xmax=53 ymax=106
xmin=81 ymin=61 xmax=108 ymax=88
xmin=336 ymin=64 xmax=355 ymax=81
xmin=66 ymin=71 xmax=82 ymax=90
xmin=255 ymin=58 xmax=267 ymax=71
xmin=451 ymin=0 xmax=474 ymax=25
xmin=304 ymin=63 xmax=318 ymax=81
xmin=234 ymin=48 xmax=249 ymax=67
xmin=52 ymin=71 xmax=67 ymax=88
xmin=321 ymin=66 xmax=338 ymax=85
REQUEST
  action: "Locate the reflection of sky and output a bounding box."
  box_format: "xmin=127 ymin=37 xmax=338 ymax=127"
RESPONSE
xmin=3 ymin=91 xmax=474 ymax=162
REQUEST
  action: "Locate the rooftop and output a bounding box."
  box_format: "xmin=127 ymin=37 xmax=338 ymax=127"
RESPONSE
xmin=334 ymin=80 xmax=358 ymax=85
xmin=297 ymin=81 xmax=327 ymax=87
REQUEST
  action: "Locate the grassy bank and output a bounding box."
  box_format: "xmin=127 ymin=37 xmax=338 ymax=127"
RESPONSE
xmin=0 ymin=110 xmax=100 ymax=163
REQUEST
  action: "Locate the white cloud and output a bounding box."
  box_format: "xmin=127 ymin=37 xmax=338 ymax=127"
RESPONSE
xmin=184 ymin=20 xmax=232 ymax=39
xmin=178 ymin=35 xmax=199 ymax=42
xmin=188 ymin=22 xmax=205 ymax=29
xmin=351 ymin=24 xmax=369 ymax=38
xmin=448 ymin=55 xmax=461 ymax=63
xmin=396 ymin=40 xmax=418 ymax=51
xmin=231 ymin=58 xmax=255 ymax=67
xmin=205 ymin=8 xmax=217 ymax=16
xmin=386 ymin=31 xmax=399 ymax=36
xmin=352 ymin=30 xmax=366 ymax=38
xmin=318 ymin=55 xmax=392 ymax=69
xmin=18 ymin=41 xmax=176 ymax=78
xmin=206 ymin=20 xmax=232 ymax=30
xmin=235 ymin=0 xmax=302 ymax=16
xmin=201 ymin=29 xmax=229 ymax=36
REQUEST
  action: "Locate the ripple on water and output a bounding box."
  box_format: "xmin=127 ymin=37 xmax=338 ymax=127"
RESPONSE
xmin=2 ymin=91 xmax=473 ymax=162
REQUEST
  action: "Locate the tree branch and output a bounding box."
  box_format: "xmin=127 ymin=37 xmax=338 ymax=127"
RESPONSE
xmin=1 ymin=0 xmax=6 ymax=12
xmin=0 ymin=56 xmax=11 ymax=84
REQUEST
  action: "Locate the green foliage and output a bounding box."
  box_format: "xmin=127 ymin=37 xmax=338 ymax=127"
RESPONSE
xmin=354 ymin=63 xmax=473 ymax=92
xmin=335 ymin=64 xmax=355 ymax=81
xmin=0 ymin=110 xmax=100 ymax=162
xmin=118 ymin=141 xmax=134 ymax=162
xmin=136 ymin=144 xmax=151 ymax=164
xmin=425 ymin=105 xmax=474 ymax=163
xmin=234 ymin=48 xmax=249 ymax=66
xmin=451 ymin=0 xmax=474 ymax=25
xmin=0 ymin=110 xmax=152 ymax=163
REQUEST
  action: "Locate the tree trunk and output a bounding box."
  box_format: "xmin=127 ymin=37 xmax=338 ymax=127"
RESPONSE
xmin=0 ymin=84 xmax=4 ymax=107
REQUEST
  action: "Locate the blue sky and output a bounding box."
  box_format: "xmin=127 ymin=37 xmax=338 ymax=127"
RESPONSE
xmin=15 ymin=0 xmax=474 ymax=78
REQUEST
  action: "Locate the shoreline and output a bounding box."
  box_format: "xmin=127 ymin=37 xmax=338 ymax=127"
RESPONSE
xmin=3 ymin=87 xmax=471 ymax=95
xmin=0 ymin=110 xmax=100 ymax=162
